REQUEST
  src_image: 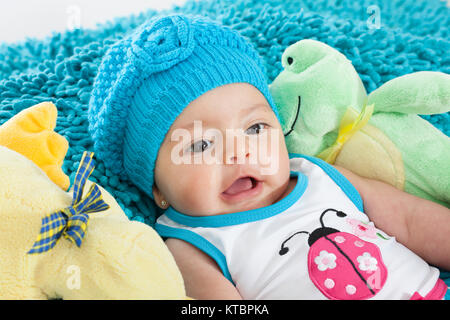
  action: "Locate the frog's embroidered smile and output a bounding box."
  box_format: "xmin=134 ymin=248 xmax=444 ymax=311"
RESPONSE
xmin=283 ymin=96 xmax=301 ymax=138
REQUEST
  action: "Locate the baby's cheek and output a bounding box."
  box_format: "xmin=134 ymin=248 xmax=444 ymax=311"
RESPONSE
xmin=257 ymin=130 xmax=289 ymax=178
xmin=174 ymin=167 xmax=219 ymax=214
xmin=179 ymin=188 xmax=209 ymax=213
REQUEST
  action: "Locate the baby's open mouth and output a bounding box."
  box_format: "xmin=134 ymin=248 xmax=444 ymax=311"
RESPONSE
xmin=223 ymin=177 xmax=257 ymax=195
xmin=221 ymin=176 xmax=263 ymax=202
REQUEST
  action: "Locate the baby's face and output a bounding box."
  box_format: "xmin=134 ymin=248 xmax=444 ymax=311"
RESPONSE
xmin=153 ymin=82 xmax=291 ymax=216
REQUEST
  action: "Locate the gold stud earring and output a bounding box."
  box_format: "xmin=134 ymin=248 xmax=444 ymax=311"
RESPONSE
xmin=161 ymin=200 xmax=168 ymax=207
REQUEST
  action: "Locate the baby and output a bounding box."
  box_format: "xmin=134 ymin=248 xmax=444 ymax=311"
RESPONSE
xmin=88 ymin=14 xmax=450 ymax=300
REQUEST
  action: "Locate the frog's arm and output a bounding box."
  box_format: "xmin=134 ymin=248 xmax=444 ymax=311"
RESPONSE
xmin=367 ymin=71 xmax=450 ymax=115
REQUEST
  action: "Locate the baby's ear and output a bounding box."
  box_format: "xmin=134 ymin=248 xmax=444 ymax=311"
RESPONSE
xmin=152 ymin=184 xmax=166 ymax=209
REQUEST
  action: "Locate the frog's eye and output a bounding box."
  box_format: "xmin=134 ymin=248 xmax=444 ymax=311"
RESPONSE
xmin=287 ymin=56 xmax=294 ymax=65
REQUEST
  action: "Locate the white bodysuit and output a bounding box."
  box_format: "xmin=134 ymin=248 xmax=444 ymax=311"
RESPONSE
xmin=155 ymin=154 xmax=447 ymax=300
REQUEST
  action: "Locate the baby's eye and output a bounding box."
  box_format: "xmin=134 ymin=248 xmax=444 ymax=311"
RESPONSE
xmin=189 ymin=139 xmax=212 ymax=153
xmin=245 ymin=123 xmax=268 ymax=135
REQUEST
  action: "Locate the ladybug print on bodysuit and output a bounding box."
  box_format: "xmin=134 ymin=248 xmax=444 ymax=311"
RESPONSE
xmin=279 ymin=209 xmax=388 ymax=300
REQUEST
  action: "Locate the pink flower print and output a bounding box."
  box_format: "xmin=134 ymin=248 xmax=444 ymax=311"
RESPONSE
xmin=354 ymin=240 xmax=365 ymax=248
xmin=314 ymin=250 xmax=337 ymax=271
xmin=357 ymin=252 xmax=378 ymax=272
xmin=324 ymin=278 xmax=335 ymax=289
xmin=334 ymin=235 xmax=346 ymax=243
xmin=347 ymin=218 xmax=377 ymax=238
xmin=345 ymin=285 xmax=357 ymax=295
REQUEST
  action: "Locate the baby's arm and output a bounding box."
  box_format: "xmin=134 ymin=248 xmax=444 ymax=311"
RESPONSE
xmin=165 ymin=238 xmax=243 ymax=300
xmin=334 ymin=165 xmax=450 ymax=270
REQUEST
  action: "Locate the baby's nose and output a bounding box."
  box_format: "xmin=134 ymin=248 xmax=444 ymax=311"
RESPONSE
xmin=227 ymin=150 xmax=251 ymax=164
xmin=225 ymin=133 xmax=255 ymax=165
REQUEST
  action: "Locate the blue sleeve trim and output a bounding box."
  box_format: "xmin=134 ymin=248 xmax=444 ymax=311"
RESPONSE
xmin=289 ymin=153 xmax=365 ymax=212
xmin=154 ymin=223 xmax=235 ymax=286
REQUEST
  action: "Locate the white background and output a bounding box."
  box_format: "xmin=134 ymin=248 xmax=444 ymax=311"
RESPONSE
xmin=0 ymin=0 xmax=187 ymax=44
xmin=1 ymin=0 xmax=448 ymax=44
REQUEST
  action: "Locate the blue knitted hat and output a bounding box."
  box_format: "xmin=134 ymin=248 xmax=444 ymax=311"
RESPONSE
xmin=88 ymin=14 xmax=280 ymax=200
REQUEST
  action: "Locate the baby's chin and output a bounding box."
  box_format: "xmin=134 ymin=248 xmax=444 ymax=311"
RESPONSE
xmin=226 ymin=199 xmax=272 ymax=214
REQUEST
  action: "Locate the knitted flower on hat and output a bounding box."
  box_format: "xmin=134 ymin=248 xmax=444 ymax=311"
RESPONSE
xmin=88 ymin=14 xmax=280 ymax=199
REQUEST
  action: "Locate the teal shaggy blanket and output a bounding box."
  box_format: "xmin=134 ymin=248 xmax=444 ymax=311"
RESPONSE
xmin=0 ymin=0 xmax=449 ymax=226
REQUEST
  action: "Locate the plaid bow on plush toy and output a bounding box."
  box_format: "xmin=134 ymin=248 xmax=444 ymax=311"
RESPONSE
xmin=28 ymin=151 xmax=109 ymax=254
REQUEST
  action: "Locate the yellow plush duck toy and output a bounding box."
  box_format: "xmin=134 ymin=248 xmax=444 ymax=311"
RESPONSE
xmin=0 ymin=102 xmax=188 ymax=299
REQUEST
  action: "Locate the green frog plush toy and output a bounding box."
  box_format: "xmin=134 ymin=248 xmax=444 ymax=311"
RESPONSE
xmin=269 ymin=39 xmax=450 ymax=207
